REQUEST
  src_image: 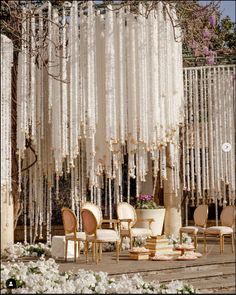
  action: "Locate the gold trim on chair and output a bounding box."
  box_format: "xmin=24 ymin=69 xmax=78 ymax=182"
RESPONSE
xmin=117 ymin=202 xmax=154 ymax=250
xmin=179 ymin=204 xmax=208 ymax=250
xmin=81 ymin=206 xmax=120 ymax=264
xmin=204 ymin=205 xmax=235 ymax=254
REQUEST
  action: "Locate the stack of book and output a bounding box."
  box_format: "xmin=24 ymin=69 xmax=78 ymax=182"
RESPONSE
xmin=129 ymin=251 xmax=150 ymax=260
xmin=129 ymin=247 xmax=151 ymax=260
xmin=145 ymin=235 xmax=174 ymax=257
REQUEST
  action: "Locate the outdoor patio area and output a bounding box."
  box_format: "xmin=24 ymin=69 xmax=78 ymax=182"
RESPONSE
xmin=56 ymin=239 xmax=235 ymax=293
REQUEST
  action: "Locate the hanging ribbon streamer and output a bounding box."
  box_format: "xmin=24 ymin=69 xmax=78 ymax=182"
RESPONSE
xmin=13 ymin=3 xmax=236 ymax=243
xmin=183 ymin=65 xmax=235 ymax=209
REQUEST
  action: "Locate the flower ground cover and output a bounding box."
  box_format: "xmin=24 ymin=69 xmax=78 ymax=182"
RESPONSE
xmin=1 ymin=241 xmax=131 ymax=261
xmin=1 ymin=243 xmax=51 ymax=261
xmin=1 ymin=258 xmax=198 ymax=294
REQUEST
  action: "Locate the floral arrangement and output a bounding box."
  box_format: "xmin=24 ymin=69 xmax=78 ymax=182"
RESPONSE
xmin=168 ymin=234 xmax=192 ymax=247
xmin=134 ymin=237 xmax=147 ymax=248
xmin=135 ymin=194 xmax=162 ymax=209
xmin=103 ymin=239 xmax=130 ymax=252
xmin=0 ymin=258 xmax=198 ymax=294
xmin=1 ymin=243 xmax=51 ymax=261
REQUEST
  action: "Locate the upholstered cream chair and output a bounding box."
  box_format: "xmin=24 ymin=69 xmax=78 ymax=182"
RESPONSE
xmin=81 ymin=206 xmax=120 ymax=264
xmin=204 ymin=205 xmax=235 ymax=253
xmin=179 ymin=204 xmax=208 ymax=249
xmin=61 ymin=207 xmax=86 ymax=262
xmin=117 ymin=202 xmax=154 ymax=250
xmin=81 ymin=202 xmax=113 ymax=261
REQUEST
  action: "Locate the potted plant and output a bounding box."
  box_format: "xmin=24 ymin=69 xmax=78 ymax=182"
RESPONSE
xmin=134 ymin=194 xmax=166 ymax=236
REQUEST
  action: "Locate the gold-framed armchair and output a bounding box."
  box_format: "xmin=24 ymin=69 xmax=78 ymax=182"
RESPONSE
xmin=81 ymin=202 xmax=120 ymax=263
xmin=117 ymin=202 xmax=154 ymax=249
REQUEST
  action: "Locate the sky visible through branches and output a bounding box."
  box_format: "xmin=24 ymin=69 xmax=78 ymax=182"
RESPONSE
xmin=200 ymin=0 xmax=235 ymax=21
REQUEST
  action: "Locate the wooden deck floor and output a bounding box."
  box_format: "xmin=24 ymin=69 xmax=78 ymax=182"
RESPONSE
xmin=57 ymin=239 xmax=235 ymax=293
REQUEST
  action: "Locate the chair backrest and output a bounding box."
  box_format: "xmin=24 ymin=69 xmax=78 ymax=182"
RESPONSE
xmin=81 ymin=202 xmax=103 ymax=227
xmin=81 ymin=208 xmax=98 ymax=235
xmin=193 ymin=204 xmax=208 ymax=227
xmin=220 ymin=205 xmax=235 ymax=227
xmin=61 ymin=207 xmax=77 ymax=236
xmin=117 ymin=202 xmax=137 ymax=229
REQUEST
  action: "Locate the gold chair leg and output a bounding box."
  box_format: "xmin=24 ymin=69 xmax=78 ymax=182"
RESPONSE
xmin=92 ymin=242 xmax=95 ymax=262
xmin=116 ymin=241 xmax=119 ymax=263
xmin=96 ymin=243 xmax=99 ymax=264
xmin=129 ymin=236 xmax=133 ymax=249
xmin=65 ymin=239 xmax=68 ymax=262
xmin=231 ymin=233 xmax=234 ymax=253
xmin=99 ymin=243 xmax=102 ymax=262
xmin=220 ymin=235 xmax=222 ymax=253
xmin=222 ymin=235 xmax=224 ymax=253
xmin=77 ymin=240 xmax=80 ymax=258
xmin=119 ymin=236 xmax=123 ymax=252
xmin=194 ymin=235 xmax=197 ymax=250
xmin=85 ymin=241 xmax=89 ymax=263
xmin=74 ymin=240 xmax=77 ymax=262
xmin=130 ymin=236 xmax=135 ymax=249
xmin=203 ymin=234 xmax=207 ymax=253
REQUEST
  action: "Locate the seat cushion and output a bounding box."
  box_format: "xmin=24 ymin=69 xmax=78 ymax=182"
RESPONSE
xmin=97 ymin=229 xmax=120 ymax=242
xmin=66 ymin=232 xmax=86 ymax=240
xmin=180 ymin=226 xmax=205 ymax=235
xmin=205 ymin=226 xmax=233 ymax=235
xmin=87 ymin=229 xmax=120 ymax=242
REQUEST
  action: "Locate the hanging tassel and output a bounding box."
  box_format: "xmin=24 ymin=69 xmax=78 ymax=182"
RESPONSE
xmin=18 ymin=152 xmax=22 ymax=192
xmin=23 ymin=171 xmax=27 ymax=244
xmin=193 ymin=69 xmax=201 ymax=204
xmin=127 ymin=172 xmax=130 ymax=203
xmin=46 ymin=184 xmax=52 ymax=245
xmin=109 ymin=177 xmax=112 ymax=227
xmin=54 ymin=174 xmax=59 ymax=201
xmin=104 ymin=176 xmax=108 ymax=216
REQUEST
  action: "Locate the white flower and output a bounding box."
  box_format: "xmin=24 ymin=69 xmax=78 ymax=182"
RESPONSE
xmin=0 ymin=258 xmax=197 ymax=294
xmin=1 ymin=243 xmax=52 ymax=261
xmin=167 ymin=234 xmax=192 ymax=246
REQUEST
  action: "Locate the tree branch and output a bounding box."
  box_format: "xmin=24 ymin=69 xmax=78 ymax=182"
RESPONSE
xmin=21 ymin=139 xmax=38 ymax=172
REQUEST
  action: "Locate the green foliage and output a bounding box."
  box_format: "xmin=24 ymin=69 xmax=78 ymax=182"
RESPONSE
xmin=15 ymin=279 xmax=25 ymax=288
xmin=135 ymin=194 xmax=164 ymax=209
xmin=27 ymin=266 xmax=41 ymax=274
xmin=134 ymin=237 xmax=146 ymax=247
xmin=27 ymin=246 xmax=45 ymax=257
xmin=213 ymin=16 xmax=236 ymax=53
xmin=135 ymin=200 xmax=160 ymax=209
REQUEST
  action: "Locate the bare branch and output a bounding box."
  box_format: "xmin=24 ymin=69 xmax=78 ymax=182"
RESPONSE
xmin=21 ymin=139 xmax=38 ymax=173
